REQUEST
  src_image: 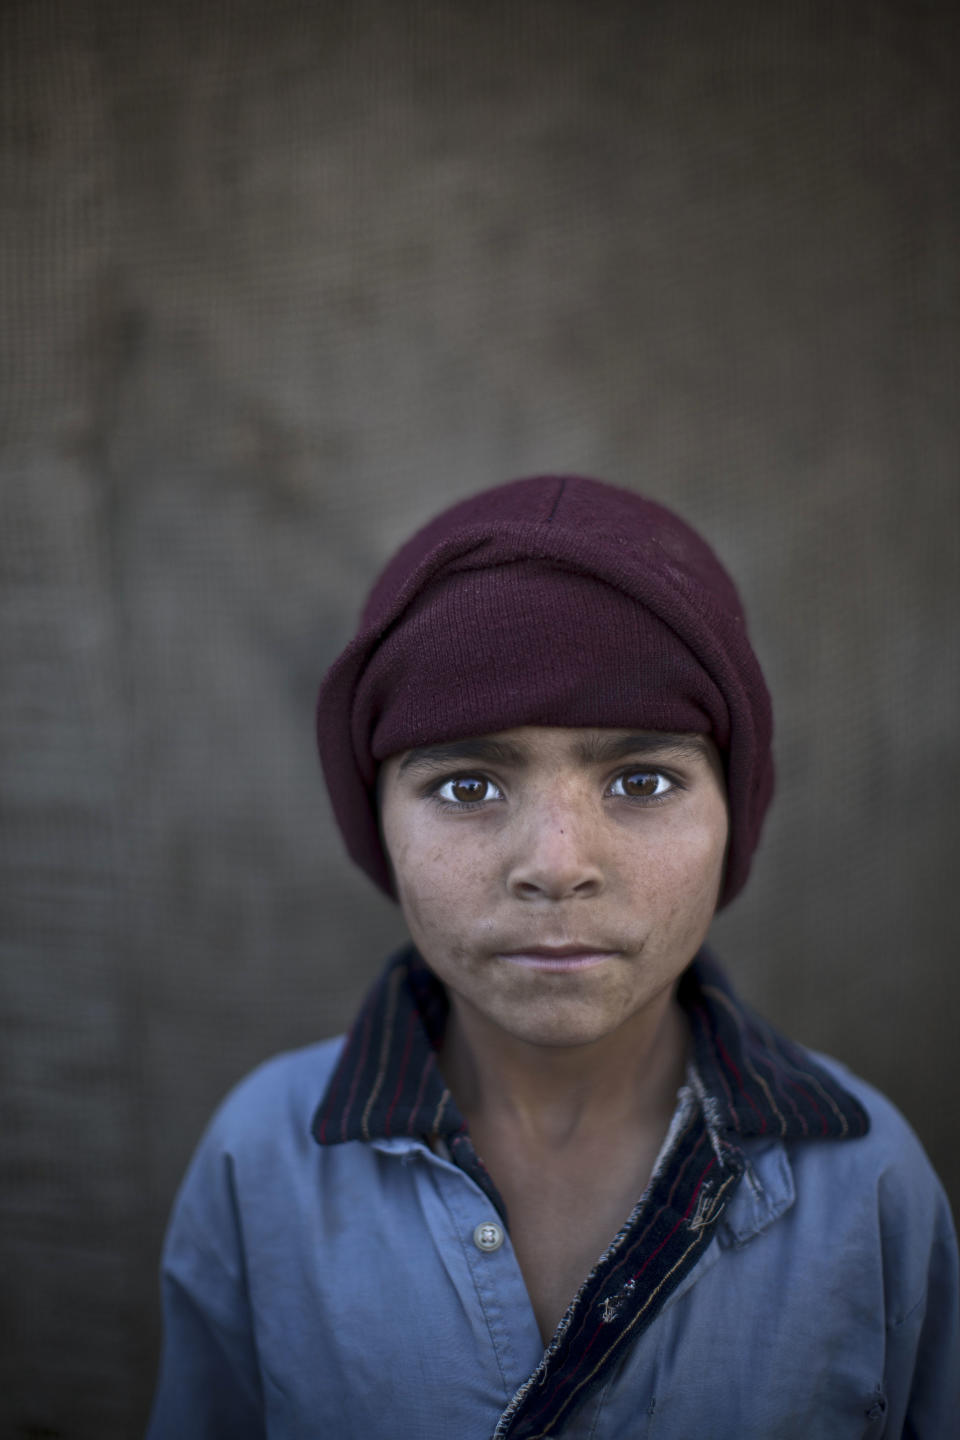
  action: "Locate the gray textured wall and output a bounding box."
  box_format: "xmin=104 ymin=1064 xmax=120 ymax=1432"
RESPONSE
xmin=2 ymin=2 xmax=958 ymax=1436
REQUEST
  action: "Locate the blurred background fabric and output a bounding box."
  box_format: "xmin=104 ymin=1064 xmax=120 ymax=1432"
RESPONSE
xmin=1 ymin=1 xmax=957 ymax=1435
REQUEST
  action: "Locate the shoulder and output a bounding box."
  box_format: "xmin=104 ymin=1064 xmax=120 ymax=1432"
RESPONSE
xmin=803 ymin=1049 xmax=943 ymax=1202
xmin=174 ymin=1037 xmax=346 ymax=1212
xmin=782 ymin=1049 xmax=956 ymax=1318
xmin=165 ymin=1036 xmax=346 ymax=1253
xmin=204 ymin=1036 xmax=346 ymax=1153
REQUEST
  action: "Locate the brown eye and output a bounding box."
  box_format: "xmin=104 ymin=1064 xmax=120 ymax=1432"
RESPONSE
xmin=610 ymin=771 xmax=670 ymax=799
xmin=451 ymin=777 xmax=487 ymax=803
xmin=437 ymin=775 xmax=503 ymax=805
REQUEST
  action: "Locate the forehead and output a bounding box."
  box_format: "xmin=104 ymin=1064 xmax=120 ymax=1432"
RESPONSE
xmin=391 ymin=726 xmax=714 ymax=778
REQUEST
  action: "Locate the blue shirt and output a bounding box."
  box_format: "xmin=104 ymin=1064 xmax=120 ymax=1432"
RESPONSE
xmin=147 ymin=950 xmax=959 ymax=1438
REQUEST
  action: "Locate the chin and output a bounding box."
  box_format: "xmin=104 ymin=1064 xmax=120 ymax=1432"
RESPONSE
xmin=501 ymin=1009 xmax=621 ymax=1050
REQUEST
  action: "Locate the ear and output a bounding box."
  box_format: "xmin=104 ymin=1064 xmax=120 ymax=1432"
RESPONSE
xmin=373 ymin=763 xmax=400 ymax=898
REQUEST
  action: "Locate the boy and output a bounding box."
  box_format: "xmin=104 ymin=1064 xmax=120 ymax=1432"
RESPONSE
xmin=147 ymin=476 xmax=958 ymax=1438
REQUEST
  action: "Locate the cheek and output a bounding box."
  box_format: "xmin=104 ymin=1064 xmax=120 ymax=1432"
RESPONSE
xmin=625 ymin=809 xmax=728 ymax=920
xmin=391 ymin=829 xmax=486 ymax=939
xmin=671 ymin=819 xmax=729 ymax=924
xmin=677 ymin=820 xmax=728 ymax=887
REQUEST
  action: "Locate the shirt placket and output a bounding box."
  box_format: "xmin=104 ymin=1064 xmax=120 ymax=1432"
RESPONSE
xmin=424 ymin=1146 xmax=547 ymax=1404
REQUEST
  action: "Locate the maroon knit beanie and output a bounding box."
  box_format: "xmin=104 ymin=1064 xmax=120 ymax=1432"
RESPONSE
xmin=317 ymin=475 xmax=773 ymax=907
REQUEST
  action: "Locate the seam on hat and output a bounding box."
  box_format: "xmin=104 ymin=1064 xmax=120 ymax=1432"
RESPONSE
xmin=545 ymin=476 xmax=566 ymax=522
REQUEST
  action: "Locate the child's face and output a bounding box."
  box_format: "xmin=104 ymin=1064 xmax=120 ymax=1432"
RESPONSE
xmin=379 ymin=726 xmax=728 ymax=1051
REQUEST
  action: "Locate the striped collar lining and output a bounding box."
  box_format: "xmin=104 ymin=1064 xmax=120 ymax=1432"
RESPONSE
xmin=311 ymin=947 xmax=869 ymax=1149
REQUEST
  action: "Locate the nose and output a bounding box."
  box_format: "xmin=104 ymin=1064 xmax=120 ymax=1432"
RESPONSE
xmin=506 ymin=797 xmax=605 ymax=902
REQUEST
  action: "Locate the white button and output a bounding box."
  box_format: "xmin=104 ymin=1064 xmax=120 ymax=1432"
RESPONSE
xmin=473 ymin=1221 xmax=504 ymax=1253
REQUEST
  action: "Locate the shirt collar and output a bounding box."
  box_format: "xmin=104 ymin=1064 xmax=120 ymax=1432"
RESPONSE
xmin=311 ymin=946 xmax=869 ymax=1148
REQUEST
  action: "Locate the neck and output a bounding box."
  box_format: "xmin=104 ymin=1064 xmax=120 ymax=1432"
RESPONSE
xmin=440 ymin=987 xmax=690 ymax=1148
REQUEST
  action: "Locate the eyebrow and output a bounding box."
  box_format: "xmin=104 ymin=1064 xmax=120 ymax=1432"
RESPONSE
xmin=397 ymin=737 xmax=530 ymax=776
xmin=572 ymin=732 xmax=710 ymax=766
xmin=396 ymin=732 xmax=709 ymax=777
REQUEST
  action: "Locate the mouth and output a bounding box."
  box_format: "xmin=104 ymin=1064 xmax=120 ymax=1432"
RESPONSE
xmin=497 ymin=945 xmax=621 ymax=973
